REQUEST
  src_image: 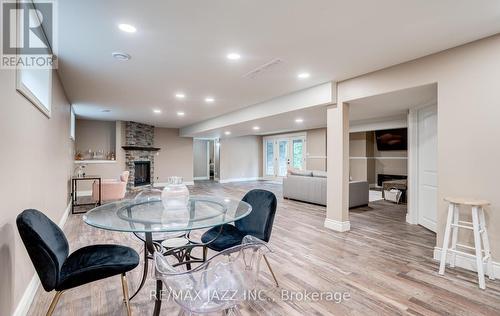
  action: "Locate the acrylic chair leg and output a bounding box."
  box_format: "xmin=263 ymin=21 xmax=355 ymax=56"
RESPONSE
xmin=263 ymin=254 xmax=279 ymax=287
xmin=46 ymin=291 xmax=64 ymax=316
xmin=176 ymin=308 xmax=187 ymax=316
xmin=224 ymin=306 xmax=243 ymax=316
xmin=121 ymin=273 xmax=132 ymax=316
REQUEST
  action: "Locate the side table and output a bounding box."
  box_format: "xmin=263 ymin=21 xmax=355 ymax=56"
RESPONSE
xmin=71 ymin=176 xmax=101 ymax=214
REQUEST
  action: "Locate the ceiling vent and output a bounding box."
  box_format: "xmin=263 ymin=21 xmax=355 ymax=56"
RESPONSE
xmin=112 ymin=52 xmax=131 ymax=61
xmin=243 ymin=58 xmax=282 ymax=79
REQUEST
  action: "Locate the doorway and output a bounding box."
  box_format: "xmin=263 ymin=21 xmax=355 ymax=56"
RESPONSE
xmin=348 ymin=83 xmax=438 ymax=233
xmin=193 ymin=139 xmax=218 ymax=181
xmin=263 ymin=133 xmax=306 ymax=179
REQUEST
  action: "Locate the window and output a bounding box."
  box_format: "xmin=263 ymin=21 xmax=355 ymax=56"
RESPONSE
xmin=70 ymin=106 xmax=76 ymax=140
xmin=17 ymin=68 xmax=52 ymax=117
xmin=15 ymin=2 xmax=53 ymax=117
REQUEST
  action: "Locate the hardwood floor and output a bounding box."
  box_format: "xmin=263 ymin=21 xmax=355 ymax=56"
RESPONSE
xmin=28 ymin=181 xmax=500 ymax=315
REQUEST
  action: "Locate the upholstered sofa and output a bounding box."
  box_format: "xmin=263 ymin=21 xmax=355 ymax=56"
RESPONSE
xmin=283 ymin=170 xmax=369 ymax=208
xmin=92 ymin=171 xmax=129 ymax=202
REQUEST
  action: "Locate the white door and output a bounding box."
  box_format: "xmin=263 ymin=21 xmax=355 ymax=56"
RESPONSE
xmin=263 ymin=135 xmax=306 ymax=179
xmin=277 ymin=139 xmax=290 ymax=177
xmin=264 ymin=139 xmax=276 ymax=178
xmin=417 ymin=104 xmax=438 ymax=232
xmin=291 ymin=138 xmax=306 ymax=170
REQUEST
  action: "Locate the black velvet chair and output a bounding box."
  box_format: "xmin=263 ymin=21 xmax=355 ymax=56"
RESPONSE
xmin=201 ymin=189 xmax=279 ymax=286
xmin=16 ymin=209 xmax=140 ymax=316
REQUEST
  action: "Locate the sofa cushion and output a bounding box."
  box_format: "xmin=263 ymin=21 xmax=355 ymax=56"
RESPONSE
xmin=312 ymin=170 xmax=327 ymax=178
xmin=289 ymin=169 xmax=313 ymax=177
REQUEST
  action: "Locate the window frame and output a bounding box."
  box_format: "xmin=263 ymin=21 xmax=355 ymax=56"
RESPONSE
xmin=15 ymin=0 xmax=54 ymax=118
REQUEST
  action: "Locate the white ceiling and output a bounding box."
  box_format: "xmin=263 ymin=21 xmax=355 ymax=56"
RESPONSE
xmin=58 ymin=0 xmax=500 ymax=129
xmin=349 ymin=84 xmax=438 ymax=122
xmin=191 ymin=105 xmax=328 ymax=139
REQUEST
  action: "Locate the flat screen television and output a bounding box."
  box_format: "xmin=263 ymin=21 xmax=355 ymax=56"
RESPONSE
xmin=375 ymin=128 xmax=407 ymax=151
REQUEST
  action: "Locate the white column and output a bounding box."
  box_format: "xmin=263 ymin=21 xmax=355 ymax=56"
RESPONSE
xmin=325 ymin=102 xmax=350 ymax=232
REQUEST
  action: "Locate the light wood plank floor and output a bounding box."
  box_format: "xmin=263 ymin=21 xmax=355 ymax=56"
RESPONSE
xmin=28 ymin=181 xmax=500 ymax=315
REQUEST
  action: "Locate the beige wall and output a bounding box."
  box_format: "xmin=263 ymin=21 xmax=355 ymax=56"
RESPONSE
xmin=193 ymin=139 xmax=209 ymax=178
xmin=328 ymin=34 xmax=500 ymax=260
xmin=154 ymin=128 xmax=193 ymax=183
xmin=220 ymin=136 xmax=262 ymax=180
xmin=0 ymin=70 xmax=73 ymax=315
xmin=349 ymin=132 xmax=369 ymax=181
xmin=75 ymin=121 xmax=126 ymax=191
xmin=306 ymin=128 xmax=327 ymax=171
xmin=349 ymin=131 xmax=407 ymax=184
xmin=75 ymin=119 xmax=116 ymax=155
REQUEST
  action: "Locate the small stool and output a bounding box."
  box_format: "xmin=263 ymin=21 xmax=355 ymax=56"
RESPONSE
xmin=439 ymin=197 xmax=494 ymax=289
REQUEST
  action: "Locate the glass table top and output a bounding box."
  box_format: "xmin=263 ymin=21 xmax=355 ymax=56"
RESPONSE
xmin=83 ymin=195 xmax=252 ymax=233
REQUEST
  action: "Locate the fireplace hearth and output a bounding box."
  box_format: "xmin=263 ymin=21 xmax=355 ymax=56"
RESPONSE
xmin=134 ymin=161 xmax=151 ymax=186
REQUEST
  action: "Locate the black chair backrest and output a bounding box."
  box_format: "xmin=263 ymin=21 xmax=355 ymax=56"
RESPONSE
xmin=235 ymin=189 xmax=277 ymax=242
xmin=16 ymin=209 xmax=69 ymax=291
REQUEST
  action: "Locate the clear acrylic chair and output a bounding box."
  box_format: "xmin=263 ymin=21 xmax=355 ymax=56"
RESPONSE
xmin=154 ymin=235 xmax=271 ymax=315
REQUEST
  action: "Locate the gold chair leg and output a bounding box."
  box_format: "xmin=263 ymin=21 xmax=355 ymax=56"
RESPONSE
xmin=263 ymin=255 xmax=279 ymax=287
xmin=46 ymin=291 xmax=64 ymax=316
xmin=121 ymin=273 xmax=132 ymax=316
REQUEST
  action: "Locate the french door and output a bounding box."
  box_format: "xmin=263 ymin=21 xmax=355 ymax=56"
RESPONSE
xmin=264 ymin=134 xmax=306 ymax=179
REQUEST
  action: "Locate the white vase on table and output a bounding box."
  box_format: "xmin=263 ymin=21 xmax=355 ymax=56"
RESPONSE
xmin=161 ymin=177 xmax=190 ymax=227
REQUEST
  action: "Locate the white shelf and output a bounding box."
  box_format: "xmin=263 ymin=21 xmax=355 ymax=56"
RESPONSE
xmin=74 ymin=160 xmax=117 ymax=164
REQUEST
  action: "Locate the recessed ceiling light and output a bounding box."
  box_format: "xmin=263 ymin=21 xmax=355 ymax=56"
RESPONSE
xmin=297 ymin=72 xmax=310 ymax=79
xmin=177 ymin=111 xmax=185 ymax=116
xmin=175 ymin=93 xmax=185 ymax=99
xmin=227 ymin=53 xmax=241 ymax=60
xmin=118 ymin=23 xmax=137 ymax=33
xmin=112 ymin=52 xmax=131 ymax=61
xmin=224 ymin=131 xmax=231 ymax=135
xmin=153 ymin=109 xmax=162 ymax=114
xmin=253 ymin=126 xmax=260 ymax=130
xmin=205 ymin=97 xmax=215 ymax=103
xmin=295 ymin=118 xmax=304 ymax=123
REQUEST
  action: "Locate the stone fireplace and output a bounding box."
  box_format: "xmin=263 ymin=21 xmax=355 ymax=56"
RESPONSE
xmin=134 ymin=161 xmax=151 ymax=186
xmin=123 ymin=122 xmax=160 ymax=189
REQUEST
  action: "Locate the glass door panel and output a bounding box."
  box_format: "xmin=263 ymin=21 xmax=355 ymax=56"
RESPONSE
xmin=278 ymin=139 xmax=289 ymax=177
xmin=292 ymin=139 xmax=305 ymax=170
xmin=265 ymin=140 xmax=275 ymax=176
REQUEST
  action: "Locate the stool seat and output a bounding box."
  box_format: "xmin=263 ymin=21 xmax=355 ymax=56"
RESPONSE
xmin=161 ymin=237 xmax=189 ymax=248
xmin=444 ymin=197 xmax=490 ymax=206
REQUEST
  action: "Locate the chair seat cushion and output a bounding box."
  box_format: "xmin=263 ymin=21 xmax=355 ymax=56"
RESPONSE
xmin=57 ymin=245 xmax=139 ymax=291
xmin=201 ymin=224 xmax=245 ymax=252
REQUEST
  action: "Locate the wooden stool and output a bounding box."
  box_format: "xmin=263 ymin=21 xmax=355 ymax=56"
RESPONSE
xmin=439 ymin=197 xmax=494 ymax=289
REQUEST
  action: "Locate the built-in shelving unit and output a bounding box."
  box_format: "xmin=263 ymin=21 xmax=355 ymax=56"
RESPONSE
xmin=74 ymin=160 xmax=117 ymax=164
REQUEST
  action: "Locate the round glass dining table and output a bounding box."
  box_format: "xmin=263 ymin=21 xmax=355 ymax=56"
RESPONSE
xmin=83 ymin=195 xmax=252 ymax=316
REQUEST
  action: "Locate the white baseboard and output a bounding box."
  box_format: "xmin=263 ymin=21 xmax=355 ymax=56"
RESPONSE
xmin=219 ymin=177 xmax=262 ymax=184
xmin=433 ymin=247 xmax=500 ymax=278
xmin=193 ymin=176 xmax=209 ymax=180
xmin=324 ymin=218 xmax=351 ymax=232
xmin=13 ymin=201 xmax=72 ymax=316
xmin=12 ymin=274 xmax=40 ymax=316
xmin=76 ymin=190 xmax=92 ymax=197
xmin=154 ymin=181 xmax=195 ymax=188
